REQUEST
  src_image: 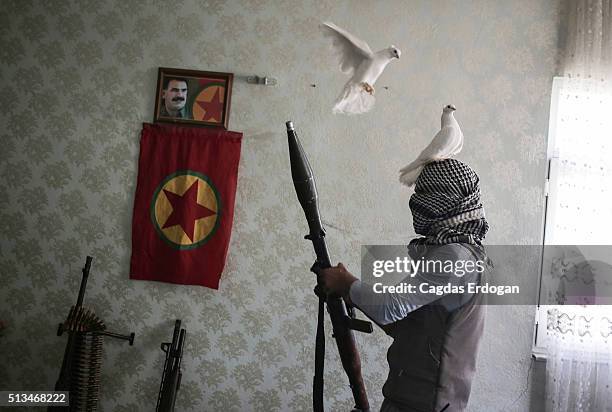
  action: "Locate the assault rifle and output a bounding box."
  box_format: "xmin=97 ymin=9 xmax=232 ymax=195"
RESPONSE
xmin=286 ymin=121 xmax=373 ymax=412
xmin=156 ymin=320 xmax=186 ymax=412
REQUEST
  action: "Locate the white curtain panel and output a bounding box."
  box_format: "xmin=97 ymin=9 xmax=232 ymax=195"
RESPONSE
xmin=545 ymin=1 xmax=612 ymax=411
xmin=550 ymin=80 xmax=612 ymax=245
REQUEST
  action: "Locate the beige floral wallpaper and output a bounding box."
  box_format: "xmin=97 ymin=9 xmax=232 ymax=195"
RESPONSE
xmin=0 ymin=0 xmax=562 ymax=410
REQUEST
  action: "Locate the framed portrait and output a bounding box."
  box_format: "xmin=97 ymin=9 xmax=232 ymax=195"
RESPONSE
xmin=154 ymin=67 xmax=233 ymax=129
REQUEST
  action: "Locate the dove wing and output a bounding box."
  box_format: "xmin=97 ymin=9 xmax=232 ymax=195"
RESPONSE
xmin=321 ymin=22 xmax=374 ymax=75
xmin=451 ymin=132 xmax=464 ymax=156
xmin=419 ymin=126 xmax=462 ymax=161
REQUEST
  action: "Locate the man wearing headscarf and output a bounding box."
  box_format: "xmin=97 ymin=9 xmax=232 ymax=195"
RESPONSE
xmin=319 ymin=159 xmax=491 ymax=412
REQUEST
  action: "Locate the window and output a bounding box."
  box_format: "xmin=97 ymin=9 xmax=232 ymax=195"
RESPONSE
xmin=533 ymin=76 xmax=612 ymax=358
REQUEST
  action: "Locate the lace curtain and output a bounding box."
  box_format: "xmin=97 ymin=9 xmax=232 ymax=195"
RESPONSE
xmin=545 ymin=1 xmax=612 ymax=411
xmin=546 ymin=306 xmax=612 ymax=411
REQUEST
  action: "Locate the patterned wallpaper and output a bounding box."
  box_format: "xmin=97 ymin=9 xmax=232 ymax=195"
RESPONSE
xmin=0 ymin=0 xmax=561 ymax=410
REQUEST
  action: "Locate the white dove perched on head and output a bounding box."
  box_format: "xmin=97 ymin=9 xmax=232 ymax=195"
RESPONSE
xmin=399 ymin=105 xmax=464 ymax=187
xmin=321 ymin=21 xmax=400 ymax=115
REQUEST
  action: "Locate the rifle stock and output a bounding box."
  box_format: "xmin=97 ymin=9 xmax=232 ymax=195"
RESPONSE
xmin=286 ymin=121 xmax=372 ymax=412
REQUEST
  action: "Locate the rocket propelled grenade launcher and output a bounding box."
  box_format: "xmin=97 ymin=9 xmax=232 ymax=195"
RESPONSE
xmin=287 ymin=122 xmax=327 ymax=253
xmin=287 ymin=121 xmax=372 ymax=412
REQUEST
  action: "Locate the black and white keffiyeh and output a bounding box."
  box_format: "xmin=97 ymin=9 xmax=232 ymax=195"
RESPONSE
xmin=409 ymin=159 xmax=489 ymax=246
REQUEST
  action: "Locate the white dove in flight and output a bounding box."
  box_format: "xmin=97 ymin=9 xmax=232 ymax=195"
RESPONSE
xmin=399 ymin=104 xmax=464 ymax=187
xmin=321 ymin=21 xmax=400 ymax=115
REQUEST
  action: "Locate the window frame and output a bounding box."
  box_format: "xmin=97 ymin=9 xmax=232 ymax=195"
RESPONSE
xmin=532 ymin=76 xmax=565 ymax=360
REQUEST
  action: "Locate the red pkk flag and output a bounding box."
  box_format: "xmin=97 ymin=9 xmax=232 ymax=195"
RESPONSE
xmin=130 ymin=123 xmax=242 ymax=289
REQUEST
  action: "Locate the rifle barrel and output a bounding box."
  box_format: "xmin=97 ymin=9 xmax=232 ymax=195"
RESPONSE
xmin=157 ymin=321 xmax=185 ymax=412
xmin=75 ymin=256 xmax=93 ymax=307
